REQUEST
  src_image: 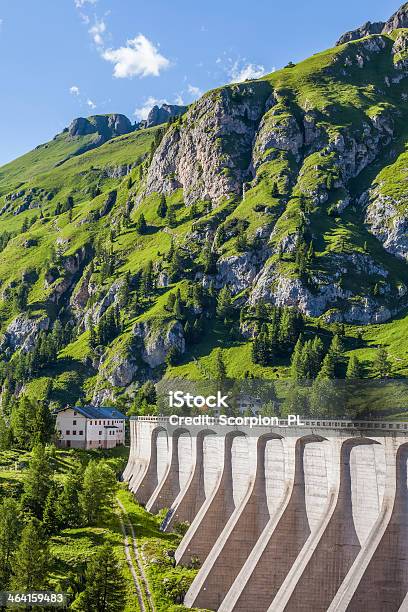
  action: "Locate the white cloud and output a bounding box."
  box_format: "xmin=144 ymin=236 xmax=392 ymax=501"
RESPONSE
xmin=74 ymin=0 xmax=97 ymax=8
xmin=187 ymin=84 xmax=202 ymax=99
xmin=87 ymin=98 xmax=96 ymax=109
xmin=102 ymin=34 xmax=170 ymax=78
xmin=229 ymin=61 xmax=265 ymax=83
xmin=134 ymin=96 xmax=168 ymax=121
xmin=174 ymin=93 xmax=185 ymax=106
xmin=80 ymin=12 xmax=90 ymax=24
xmin=89 ymin=18 xmax=106 ymax=46
xmin=69 ymin=85 xmax=80 ymax=96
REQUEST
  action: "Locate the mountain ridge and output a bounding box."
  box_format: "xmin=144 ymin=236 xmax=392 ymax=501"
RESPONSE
xmin=336 ymin=2 xmax=408 ymax=44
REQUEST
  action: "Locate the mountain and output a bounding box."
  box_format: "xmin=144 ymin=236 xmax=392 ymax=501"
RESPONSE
xmin=139 ymin=103 xmax=188 ymax=129
xmin=336 ymin=2 xmax=408 ymax=44
xmin=0 ymin=4 xmax=408 ymax=412
xmin=0 ymin=105 xmax=187 ymax=187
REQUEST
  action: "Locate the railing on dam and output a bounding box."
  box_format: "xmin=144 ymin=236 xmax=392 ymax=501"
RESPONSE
xmin=130 ymin=415 xmax=408 ymax=431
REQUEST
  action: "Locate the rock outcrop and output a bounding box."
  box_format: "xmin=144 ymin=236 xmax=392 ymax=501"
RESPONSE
xmin=336 ymin=3 xmax=408 ymax=46
xmin=382 ymin=2 xmax=408 ymax=33
xmin=2 ymin=315 xmax=50 ymax=352
xmin=146 ymin=82 xmax=272 ymax=205
xmin=133 ymin=319 xmax=185 ymax=368
xmin=336 ymin=22 xmax=385 ymax=46
xmin=141 ymin=103 xmax=187 ymax=128
xmin=68 ymin=114 xmax=133 ymax=139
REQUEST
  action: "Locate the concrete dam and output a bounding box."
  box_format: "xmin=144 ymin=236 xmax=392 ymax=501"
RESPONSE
xmin=123 ymin=416 xmax=408 ymax=611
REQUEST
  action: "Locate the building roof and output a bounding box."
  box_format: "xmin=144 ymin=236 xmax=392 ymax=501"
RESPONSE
xmin=58 ymin=406 xmax=128 ymax=420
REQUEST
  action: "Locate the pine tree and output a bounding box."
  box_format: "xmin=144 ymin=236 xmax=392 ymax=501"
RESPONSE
xmin=89 ymin=323 xmax=97 ymax=349
xmin=326 ymin=334 xmax=345 ymax=378
xmin=0 ymin=498 xmax=21 ymax=588
xmin=168 ymin=248 xmax=184 ymax=281
xmin=166 ymin=206 xmax=177 ymax=228
xmin=32 ymin=401 xmax=54 ymax=447
xmin=346 ymin=355 xmax=363 ymax=379
xmin=11 ymin=520 xmax=50 ymax=590
xmin=190 ymin=202 xmax=198 ymax=219
xmin=278 ymin=308 xmax=304 ymax=352
xmin=281 ymin=383 xmax=308 ymax=416
xmin=56 ymin=463 xmax=83 ymax=528
xmin=165 ymin=292 xmax=176 ymax=312
xmin=310 ymin=337 xmax=325 ymax=378
xmin=43 ymin=484 xmax=60 ymax=536
xmin=317 ymin=352 xmax=336 ymax=379
xmin=167 ymin=238 xmax=175 ymax=262
xmin=307 ymin=241 xmax=315 ymax=264
xmin=135 ymin=213 xmax=147 ymax=234
xmin=192 ymin=317 xmax=204 ymax=342
xmin=72 ymin=544 xmax=126 ymax=612
xmin=184 ymin=320 xmax=194 ymax=342
xmin=157 ymin=194 xmax=167 ymax=218
xmin=203 ymin=244 xmax=217 ymax=274
xmin=373 ymin=347 xmax=392 ymax=378
xmin=0 ymin=414 xmax=11 ymax=451
xmin=165 ymin=346 xmax=180 ymax=366
xmin=118 ymin=272 xmax=131 ymax=308
xmin=309 ymin=377 xmax=342 ymax=417
xmin=329 ymin=334 xmax=344 ymax=360
xmin=252 ymin=327 xmax=270 ymax=366
xmin=290 ymin=336 xmax=305 ymax=380
xmin=79 ymin=462 xmax=117 ymax=526
xmin=213 ymin=348 xmax=227 ymax=381
xmin=173 ymin=296 xmax=184 ymax=319
xmin=11 ymin=398 xmax=53 ymax=449
xmin=216 ymin=286 xmax=233 ymax=320
xmin=236 ymin=232 xmax=248 ymax=252
xmin=295 ymin=237 xmax=309 ymax=276
xmin=271 ymin=182 xmax=279 ymax=197
xmin=21 ymin=444 xmax=53 ymax=518
xmin=141 ymin=261 xmax=154 ymax=296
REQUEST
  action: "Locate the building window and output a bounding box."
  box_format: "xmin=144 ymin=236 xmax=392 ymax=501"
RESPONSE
xmin=90 ymin=421 xmax=92 ymax=425
xmin=66 ymin=430 xmax=70 ymax=435
xmin=79 ymin=431 xmax=83 ymax=436
xmin=73 ymin=430 xmax=77 ymax=435
xmin=99 ymin=431 xmax=102 ymax=435
xmin=73 ymin=411 xmax=77 ymax=416
xmin=73 ymin=420 xmax=77 ymax=425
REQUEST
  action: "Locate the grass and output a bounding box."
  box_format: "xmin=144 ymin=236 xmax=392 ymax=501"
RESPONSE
xmin=49 ymin=512 xmax=141 ymax=612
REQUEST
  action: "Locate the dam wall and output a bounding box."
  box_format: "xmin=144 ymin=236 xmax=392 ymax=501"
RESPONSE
xmin=123 ymin=416 xmax=408 ymax=611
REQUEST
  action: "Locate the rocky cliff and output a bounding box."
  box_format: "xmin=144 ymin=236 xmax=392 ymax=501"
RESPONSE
xmin=337 ymin=2 xmax=408 ymax=45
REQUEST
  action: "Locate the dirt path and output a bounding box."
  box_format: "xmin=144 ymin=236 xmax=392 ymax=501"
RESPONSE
xmin=117 ymin=507 xmax=146 ymax=612
xmin=117 ymin=498 xmax=156 ymax=612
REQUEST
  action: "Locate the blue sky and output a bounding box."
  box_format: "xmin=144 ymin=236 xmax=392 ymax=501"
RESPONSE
xmin=0 ymin=0 xmax=402 ymax=166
